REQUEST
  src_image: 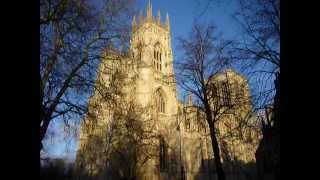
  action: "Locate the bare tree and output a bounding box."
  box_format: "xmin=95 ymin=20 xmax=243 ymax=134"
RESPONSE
xmin=76 ymin=102 xmax=155 ymax=179
xmin=74 ymin=45 xmax=160 ymax=179
xmin=231 ymin=1 xmax=280 ymax=179
xmin=193 ymin=0 xmax=280 ymax=111
xmin=194 ymin=2 xmax=279 ymax=176
xmin=175 ymin=22 xmax=241 ymax=180
xmin=232 ymin=0 xmax=280 ymax=109
xmin=40 ymin=0 xmax=136 ymax=152
xmin=106 ymin=102 xmax=159 ymax=180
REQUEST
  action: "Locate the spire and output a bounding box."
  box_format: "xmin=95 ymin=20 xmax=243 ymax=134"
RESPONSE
xmin=146 ymin=0 xmax=153 ymax=21
xmin=157 ymin=9 xmax=161 ymax=25
xmin=132 ymin=15 xmax=137 ymax=31
xmin=165 ymin=12 xmax=170 ymax=31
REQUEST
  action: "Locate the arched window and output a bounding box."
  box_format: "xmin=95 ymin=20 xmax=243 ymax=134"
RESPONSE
xmin=234 ymin=81 xmax=245 ymax=104
xmin=154 ymin=42 xmax=163 ymax=72
xmin=159 ymin=53 xmax=162 ymax=71
xmin=155 ymin=89 xmax=165 ymax=113
xmin=184 ymin=108 xmax=190 ymax=130
xmin=185 ymin=118 xmax=190 ymax=129
xmin=157 ymin=59 xmax=159 ymax=70
xmin=177 ymin=108 xmax=182 ymax=129
xmin=222 ymin=82 xmax=231 ymax=106
xmin=136 ymin=42 xmax=143 ymax=61
xmin=212 ymin=84 xmax=217 ymax=98
xmin=239 ymin=84 xmax=245 ymax=98
xmin=160 ymin=137 xmax=167 ymax=170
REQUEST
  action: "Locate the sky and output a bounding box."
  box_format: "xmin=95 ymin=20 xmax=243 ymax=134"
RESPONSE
xmin=43 ymin=0 xmax=251 ymax=162
xmin=136 ymin=0 xmax=240 ymax=50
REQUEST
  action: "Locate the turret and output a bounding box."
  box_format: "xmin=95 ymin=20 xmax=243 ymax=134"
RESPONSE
xmin=132 ymin=15 xmax=137 ymax=32
xmin=157 ymin=10 xmax=161 ymax=25
xmin=146 ymin=0 xmax=153 ymax=22
xmin=139 ymin=10 xmax=143 ymax=25
xmin=165 ymin=13 xmax=170 ymax=31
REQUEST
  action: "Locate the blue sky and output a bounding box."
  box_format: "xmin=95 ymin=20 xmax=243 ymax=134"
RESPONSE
xmin=43 ymin=0 xmax=252 ymax=162
xmin=136 ymin=0 xmax=240 ymax=48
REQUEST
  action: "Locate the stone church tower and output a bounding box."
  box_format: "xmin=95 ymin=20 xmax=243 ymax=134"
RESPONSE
xmin=76 ymin=2 xmax=182 ymax=179
xmin=75 ymin=1 xmax=260 ymax=180
xmin=130 ymin=1 xmax=177 ymax=112
xmin=127 ymin=1 xmax=181 ymax=179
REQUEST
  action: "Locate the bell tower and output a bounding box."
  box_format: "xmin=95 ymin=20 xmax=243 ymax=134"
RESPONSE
xmin=130 ymin=1 xmax=173 ymax=75
xmin=130 ymin=0 xmax=177 ymax=114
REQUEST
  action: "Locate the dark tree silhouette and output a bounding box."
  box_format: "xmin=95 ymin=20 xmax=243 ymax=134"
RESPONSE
xmin=74 ymin=52 xmax=160 ymax=180
xmin=232 ymin=0 xmax=280 ymax=179
xmin=175 ymin=22 xmax=239 ymax=180
xmin=40 ymin=0 xmax=135 ymax=152
xmin=232 ymin=0 xmax=280 ymax=109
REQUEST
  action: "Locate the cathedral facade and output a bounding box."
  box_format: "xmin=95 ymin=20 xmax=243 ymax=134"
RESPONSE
xmin=76 ymin=2 xmax=260 ymax=180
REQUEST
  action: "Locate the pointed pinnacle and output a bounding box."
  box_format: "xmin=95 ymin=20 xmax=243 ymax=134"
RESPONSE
xmin=157 ymin=10 xmax=161 ymax=25
xmin=165 ymin=13 xmax=170 ymax=31
xmin=147 ymin=0 xmax=153 ymax=21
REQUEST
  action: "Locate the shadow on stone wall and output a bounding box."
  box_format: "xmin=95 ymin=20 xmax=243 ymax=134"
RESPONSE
xmin=40 ymin=159 xmax=74 ymax=180
xmin=194 ymin=159 xmax=257 ymax=180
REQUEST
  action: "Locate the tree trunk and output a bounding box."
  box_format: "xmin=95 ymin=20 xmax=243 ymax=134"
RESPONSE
xmin=40 ymin=117 xmax=50 ymax=152
xmin=201 ymin=87 xmax=226 ymax=180
xmin=273 ymin=72 xmax=280 ymax=180
xmin=208 ymin=121 xmax=226 ymax=180
xmin=255 ymin=72 xmax=280 ymax=180
xmin=39 ymin=55 xmax=89 ymax=152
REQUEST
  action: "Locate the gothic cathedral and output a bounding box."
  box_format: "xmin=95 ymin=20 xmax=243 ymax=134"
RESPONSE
xmin=76 ymin=2 xmax=260 ymax=180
